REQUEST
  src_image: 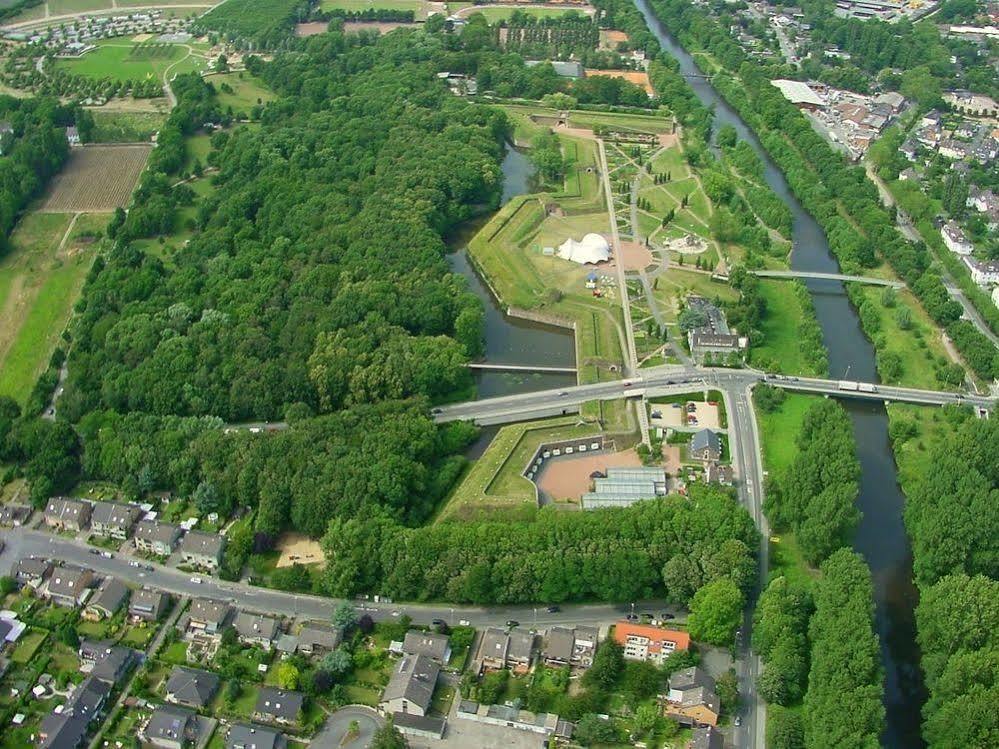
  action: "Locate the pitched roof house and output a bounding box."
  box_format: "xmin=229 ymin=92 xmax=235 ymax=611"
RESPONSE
xmin=187 ymin=598 xmax=231 ymax=634
xmin=666 ymin=666 xmax=721 ymax=727
xmin=165 ymin=667 xmax=220 ymax=709
xmin=297 ymin=621 xmax=341 ymax=655
xmin=134 ymin=519 xmax=183 ymax=556
xmin=233 ymin=612 xmax=281 ymax=650
xmin=79 ymin=640 xmax=136 ymax=682
xmin=12 ymin=557 xmax=52 ymax=587
xmin=46 ymin=566 xmax=95 ymax=607
xmin=143 ymin=704 xmax=199 ymax=749
xmin=130 ymin=588 xmax=170 ymax=622
xmin=402 ymin=631 xmax=451 ymax=663
xmin=226 ymin=723 xmax=286 ymax=749
xmin=83 ymin=577 xmax=129 ymax=620
xmin=44 ymin=497 xmax=91 ymax=532
xmin=179 ymin=531 xmax=226 ymax=571
xmin=89 ymin=501 xmax=142 ymax=540
xmin=379 ymin=654 xmax=440 ymax=717
xmin=542 ymin=625 xmax=598 ymax=668
xmin=253 ymin=687 xmax=304 ymax=726
xmin=689 ymin=429 xmax=721 ymax=462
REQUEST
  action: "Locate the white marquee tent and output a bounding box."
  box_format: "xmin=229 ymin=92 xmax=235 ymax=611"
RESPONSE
xmin=556 ymin=233 xmax=611 ymax=265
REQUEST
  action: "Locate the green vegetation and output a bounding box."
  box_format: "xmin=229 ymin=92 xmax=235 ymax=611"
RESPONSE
xmin=438 ymin=416 xmax=596 ymax=522
xmin=54 ymin=40 xmax=200 ymax=84
xmin=751 ymin=281 xmax=828 ymax=377
xmin=90 ymin=109 xmax=166 ymax=143
xmin=471 ymin=6 xmax=590 ymax=23
xmin=196 ymin=0 xmax=310 ymax=48
xmin=803 ymin=549 xmax=883 ymax=749
xmin=763 ymin=399 xmax=860 ymax=566
xmin=208 ymin=72 xmax=275 ymax=117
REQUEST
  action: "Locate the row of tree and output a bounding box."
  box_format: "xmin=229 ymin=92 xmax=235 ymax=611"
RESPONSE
xmin=321 ymin=485 xmax=758 ymax=605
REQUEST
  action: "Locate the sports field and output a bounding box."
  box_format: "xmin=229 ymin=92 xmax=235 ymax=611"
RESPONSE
xmin=55 ymin=39 xmax=203 ymax=84
xmin=41 ymin=145 xmax=152 ymax=212
xmin=0 ymin=213 xmax=105 ymax=404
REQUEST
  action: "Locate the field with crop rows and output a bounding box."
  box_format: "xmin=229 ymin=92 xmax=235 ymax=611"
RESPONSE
xmin=40 ymin=145 xmax=151 ymax=212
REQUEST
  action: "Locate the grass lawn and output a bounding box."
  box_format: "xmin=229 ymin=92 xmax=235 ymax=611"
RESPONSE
xmin=751 ymin=280 xmax=821 ymax=376
xmin=343 ymin=684 xmax=381 ymax=707
xmin=207 ymin=71 xmax=275 ymax=114
xmin=887 ymin=403 xmax=959 ymax=490
xmin=768 ymin=533 xmax=819 ymax=590
xmin=120 ymin=623 xmax=157 ymax=648
xmin=852 ymin=285 xmax=962 ymax=391
xmin=437 ymin=416 xmax=598 ymax=521
xmin=217 ymin=681 xmax=260 ymax=719
xmin=11 ymin=628 xmax=47 ymax=664
xmin=56 ymin=39 xmax=204 ymax=84
xmin=76 ymin=618 xmax=114 ymax=640
xmin=160 ymin=639 xmax=190 ymax=665
xmin=0 ymin=212 xmax=99 ymax=404
xmin=48 ymin=0 xmax=113 ymax=13
xmin=430 ymin=684 xmax=455 ymax=716
xmin=89 ymin=109 xmax=166 ymax=143
xmin=651 ymin=269 xmax=738 ymax=323
xmin=755 ymin=391 xmax=814 ymax=481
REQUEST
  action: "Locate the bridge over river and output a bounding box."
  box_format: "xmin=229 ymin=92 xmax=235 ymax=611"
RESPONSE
xmin=751 ymin=270 xmax=905 ymax=288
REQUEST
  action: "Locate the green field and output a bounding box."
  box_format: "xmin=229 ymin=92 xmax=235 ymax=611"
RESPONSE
xmin=0 ymin=212 xmax=102 ymax=404
xmin=471 ymin=6 xmax=590 ymax=22
xmin=56 ymin=39 xmax=203 ymax=84
xmin=756 ymin=391 xmax=814 ymax=481
xmin=438 ymin=416 xmax=597 ymax=521
xmin=321 ymin=0 xmax=425 ymax=10
xmin=90 ymin=109 xmax=167 ymax=143
xmin=48 ymin=0 xmax=113 ymax=13
xmin=208 ymin=71 xmax=276 ymax=114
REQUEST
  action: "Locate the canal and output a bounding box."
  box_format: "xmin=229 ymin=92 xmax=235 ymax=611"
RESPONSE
xmin=633 ymin=1 xmax=925 ymax=745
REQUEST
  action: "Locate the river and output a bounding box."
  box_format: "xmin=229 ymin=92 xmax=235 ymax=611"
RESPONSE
xmin=633 ymin=1 xmax=925 ymax=745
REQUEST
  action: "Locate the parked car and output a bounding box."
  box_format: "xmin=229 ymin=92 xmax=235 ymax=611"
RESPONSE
xmin=546 ymin=605 xmax=560 ymax=614
xmin=190 ymin=576 xmax=203 ymax=584
xmin=506 ymin=620 xmax=519 ymax=628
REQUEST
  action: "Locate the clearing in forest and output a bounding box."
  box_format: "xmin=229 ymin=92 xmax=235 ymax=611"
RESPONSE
xmin=40 ymin=145 xmax=151 ymax=212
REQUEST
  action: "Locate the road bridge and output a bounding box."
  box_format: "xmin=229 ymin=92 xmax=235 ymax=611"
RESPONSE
xmin=467 ymin=363 xmax=577 ymax=373
xmin=751 ymin=270 xmax=904 ymax=288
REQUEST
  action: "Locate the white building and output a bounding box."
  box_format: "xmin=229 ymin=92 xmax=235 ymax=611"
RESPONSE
xmin=556 ymin=233 xmax=610 ymax=265
xmin=941 ymin=221 xmax=974 ymax=255
xmin=963 ymin=256 xmax=999 ymax=287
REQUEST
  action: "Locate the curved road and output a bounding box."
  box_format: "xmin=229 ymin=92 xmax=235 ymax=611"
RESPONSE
xmin=312 ymin=706 xmax=383 ymax=749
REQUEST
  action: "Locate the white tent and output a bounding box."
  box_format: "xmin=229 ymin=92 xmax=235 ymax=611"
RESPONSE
xmin=556 ymin=233 xmax=611 ymax=265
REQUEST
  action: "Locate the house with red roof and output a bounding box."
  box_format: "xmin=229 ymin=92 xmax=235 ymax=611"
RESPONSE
xmin=613 ymin=622 xmax=690 ymax=665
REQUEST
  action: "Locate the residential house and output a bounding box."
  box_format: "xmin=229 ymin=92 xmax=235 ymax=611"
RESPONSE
xmin=963 ymin=256 xmax=999 ymax=286
xmin=187 ymin=598 xmax=232 ymax=635
xmin=704 ymin=462 xmax=734 ymax=486
xmin=542 ymin=625 xmax=598 ymax=668
xmin=297 ymin=621 xmax=341 ymax=656
xmin=688 ymin=331 xmax=746 ymax=361
xmin=688 ymin=725 xmax=725 ymax=749
xmin=233 ymin=612 xmax=281 ymax=650
xmin=44 ymin=497 xmax=92 ymax=532
xmin=11 ymin=557 xmax=52 ymax=588
xmin=379 ymin=654 xmax=440 ymax=717
xmin=665 ymin=667 xmax=721 ymax=727
xmin=253 ymin=687 xmax=304 ymax=727
xmin=79 ymin=640 xmax=135 ymax=681
xmin=143 ymin=705 xmax=199 ymax=749
xmin=134 ymin=519 xmax=183 ymax=556
xmin=38 ymin=676 xmax=112 ymax=749
xmin=938 ymin=139 xmax=970 ymax=160
xmin=402 ymin=631 xmax=451 ymax=663
xmin=130 ymin=588 xmax=170 ymax=622
xmin=456 ymin=700 xmax=574 ymax=740
xmin=45 ymin=566 xmax=95 ymax=607
xmin=941 ymin=221 xmax=974 ymax=255
xmin=689 ymin=429 xmax=722 ymax=462
xmin=900 ymin=139 xmax=919 ymax=161
xmin=0 ymin=504 xmax=31 ymax=527
xmin=614 ymin=622 xmax=691 ymax=665
xmin=480 ymin=628 xmax=510 ymax=670
xmin=226 ymin=723 xmax=286 ymax=749
xmin=507 ymin=628 xmax=537 ymax=674
xmin=179 ymin=530 xmax=226 ymax=572
xmin=165 ymin=667 xmax=220 ymax=709
xmin=89 ymin=501 xmax=141 ymax=540
xmin=83 ymin=576 xmax=129 ymax=621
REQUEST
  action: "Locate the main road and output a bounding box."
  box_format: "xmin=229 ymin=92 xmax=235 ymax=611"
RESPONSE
xmin=0 ymin=527 xmax=675 ymax=633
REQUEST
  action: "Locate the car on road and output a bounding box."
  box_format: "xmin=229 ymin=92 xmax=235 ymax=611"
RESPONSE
xmin=626 ymin=614 xmax=639 ymax=622
xmin=100 ymin=551 xmax=113 ymax=559
xmin=623 ymin=381 xmax=633 ymax=387
xmin=558 ymin=391 xmax=568 ymax=397
xmin=734 ymin=715 xmax=742 ymax=727
xmin=431 ymin=618 xmax=447 ymax=627
xmin=145 ymin=564 xmax=154 ymax=571
xmin=190 ymin=576 xmax=203 ymax=584
xmin=89 ymin=548 xmax=100 ymax=555
xmin=546 ymin=605 xmax=560 ymax=613
xmin=506 ymin=620 xmax=519 ymax=628
xmin=660 ymin=612 xmax=675 ymax=620
xmin=431 ymin=407 xmax=443 ymax=414
xmin=129 ymin=560 xmax=140 ymax=567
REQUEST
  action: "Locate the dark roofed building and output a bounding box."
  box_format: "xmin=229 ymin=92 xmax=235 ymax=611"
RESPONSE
xmin=187 ymin=598 xmax=231 ymax=634
xmin=46 ymin=566 xmax=94 ymax=607
xmin=79 ymin=640 xmax=136 ymax=681
xmin=179 ymin=531 xmax=226 ymax=572
xmin=165 ymin=667 xmax=220 ymax=709
xmin=402 ymin=631 xmax=451 ymax=663
xmin=44 ymin=497 xmax=91 ymax=532
xmin=226 ymin=723 xmax=286 ymax=749
xmin=233 ymin=612 xmax=281 ymax=650
xmin=0 ymin=504 xmax=31 ymax=527
xmin=84 ymin=577 xmax=129 ymax=620
xmin=130 ymin=588 xmax=169 ymax=622
xmin=297 ymin=621 xmax=341 ymax=656
xmin=12 ymin=557 xmax=52 ymax=587
xmin=253 ymin=687 xmax=304 ymax=726
xmin=689 ymin=429 xmax=721 ymax=462
xmin=689 ymin=725 xmax=725 ymax=749
xmin=392 ymin=712 xmax=446 ymax=740
xmin=143 ymin=704 xmax=199 ymax=749
xmin=379 ymin=654 xmax=440 ymax=717
xmin=134 ymin=519 xmax=183 ymax=556
xmin=39 ymin=676 xmax=112 ymax=748
xmin=89 ymin=501 xmax=142 ymax=540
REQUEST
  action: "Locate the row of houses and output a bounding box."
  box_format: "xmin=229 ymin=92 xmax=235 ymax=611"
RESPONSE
xmin=44 ymin=497 xmax=226 ymax=571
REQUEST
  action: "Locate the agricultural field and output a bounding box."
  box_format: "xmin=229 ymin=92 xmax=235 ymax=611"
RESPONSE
xmin=197 ymin=0 xmax=302 ymax=41
xmin=54 ymin=39 xmax=205 ymax=84
xmin=41 ymin=144 xmax=151 ymax=212
xmin=0 ymin=213 xmax=106 ymax=403
xmin=89 ymin=109 xmax=167 ymax=142
xmin=463 ymin=5 xmax=594 ymax=22
xmin=320 ymin=0 xmax=426 ymax=12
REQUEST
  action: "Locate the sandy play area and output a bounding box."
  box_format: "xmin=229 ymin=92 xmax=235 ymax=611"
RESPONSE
xmin=612 ymin=240 xmax=655 ymax=271
xmin=275 ymin=532 xmax=325 ymax=568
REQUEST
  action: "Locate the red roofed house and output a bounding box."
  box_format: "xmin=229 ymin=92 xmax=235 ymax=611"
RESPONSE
xmin=613 ymin=622 xmax=690 ymax=665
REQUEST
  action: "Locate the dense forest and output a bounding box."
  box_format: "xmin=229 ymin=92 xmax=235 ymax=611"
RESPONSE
xmin=320 ymin=485 xmax=758 ymax=605
xmin=0 ymin=96 xmax=72 ymax=253
xmin=891 ymin=410 xmax=999 ymax=746
xmin=646 ymin=0 xmax=998 ymax=381
xmin=194 ymin=0 xmax=312 ymax=49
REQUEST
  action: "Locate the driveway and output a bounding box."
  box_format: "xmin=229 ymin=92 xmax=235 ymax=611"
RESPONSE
xmin=311 ymin=706 xmax=383 ymax=749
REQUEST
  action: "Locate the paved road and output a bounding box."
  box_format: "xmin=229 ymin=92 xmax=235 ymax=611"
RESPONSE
xmin=0 ymin=528 xmax=674 ymax=632
xmin=311 ymin=706 xmax=383 ymax=749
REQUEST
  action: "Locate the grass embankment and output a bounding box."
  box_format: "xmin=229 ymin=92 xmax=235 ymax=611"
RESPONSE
xmin=751 ymin=280 xmax=827 ymax=377
xmin=437 ymin=416 xmax=600 ymax=522
xmin=755 ymin=391 xmax=820 ymax=590
xmin=0 ymin=212 xmax=104 ymax=403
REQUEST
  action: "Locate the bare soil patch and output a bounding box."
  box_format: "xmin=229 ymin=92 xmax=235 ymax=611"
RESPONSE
xmin=275 ymin=532 xmax=325 ymax=568
xmin=40 ymin=145 xmax=152 ymax=212
xmin=537 ymin=448 xmax=642 ymax=501
xmin=613 ymin=240 xmax=655 ymax=271
xmin=295 ymin=21 xmax=329 ymax=36
xmin=341 ymin=20 xmax=419 ymax=33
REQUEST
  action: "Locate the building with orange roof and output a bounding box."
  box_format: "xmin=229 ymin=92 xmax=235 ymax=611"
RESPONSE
xmin=613 ymin=621 xmax=690 ymax=665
